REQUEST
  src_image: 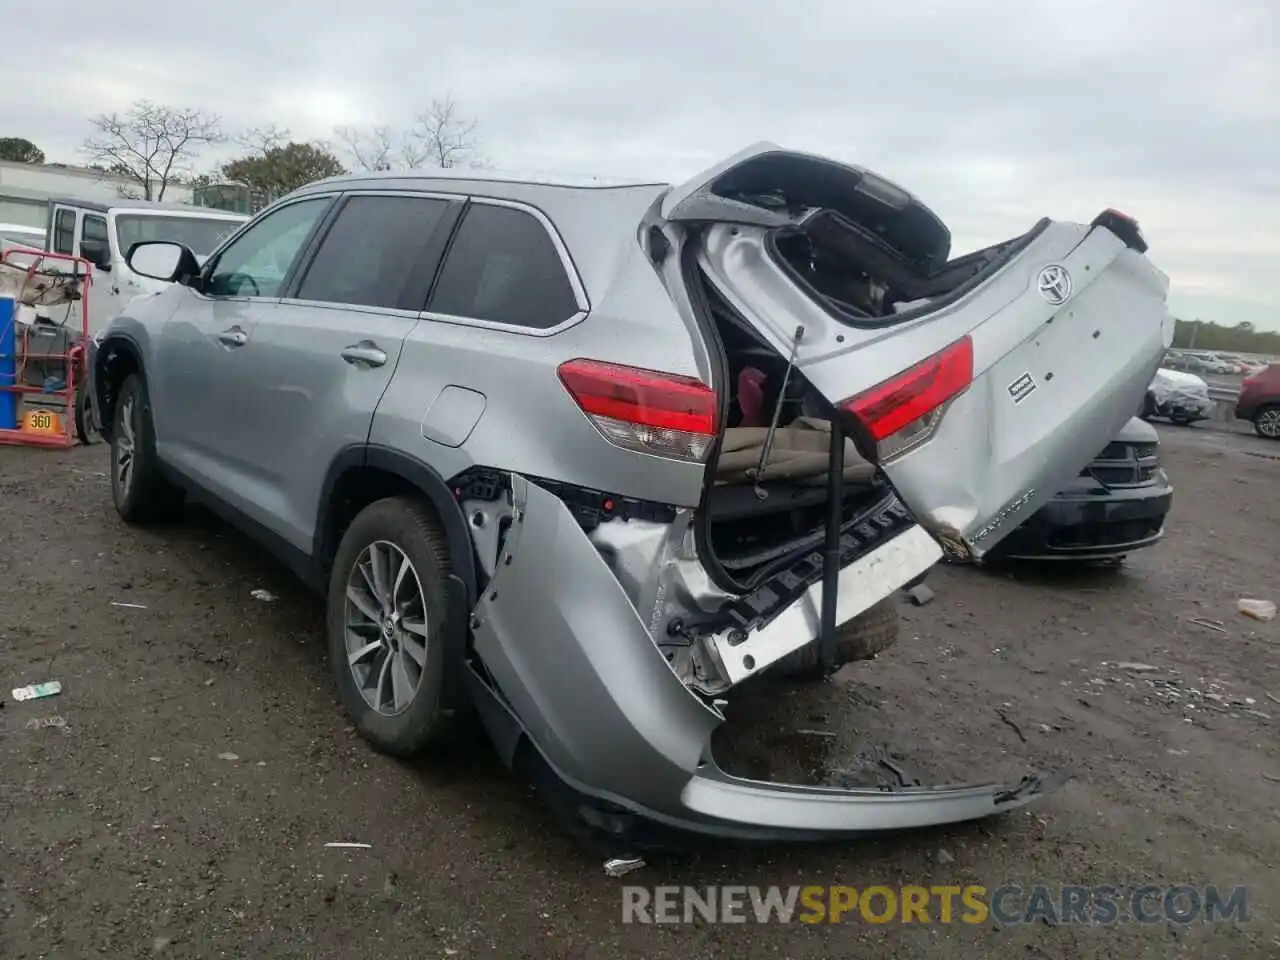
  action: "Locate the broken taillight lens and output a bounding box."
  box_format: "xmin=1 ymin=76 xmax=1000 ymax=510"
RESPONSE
xmin=840 ymin=335 xmax=974 ymax=461
xmin=558 ymin=358 xmax=718 ymax=463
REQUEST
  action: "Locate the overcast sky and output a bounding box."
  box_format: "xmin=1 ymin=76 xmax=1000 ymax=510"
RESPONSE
xmin=5 ymin=0 xmax=1276 ymax=330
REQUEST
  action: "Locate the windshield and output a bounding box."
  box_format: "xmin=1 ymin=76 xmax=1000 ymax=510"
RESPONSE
xmin=115 ymin=214 xmax=243 ymax=258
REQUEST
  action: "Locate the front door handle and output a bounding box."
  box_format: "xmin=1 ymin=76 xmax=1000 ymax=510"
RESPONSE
xmin=341 ymin=342 xmax=387 ymax=367
xmin=217 ymin=327 xmax=248 ymax=347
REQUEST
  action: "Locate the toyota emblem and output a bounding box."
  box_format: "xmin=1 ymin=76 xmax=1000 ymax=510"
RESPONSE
xmin=1037 ymin=265 xmax=1072 ymax=305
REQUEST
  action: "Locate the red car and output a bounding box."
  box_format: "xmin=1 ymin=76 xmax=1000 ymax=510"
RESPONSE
xmin=1236 ymin=362 xmax=1280 ymax=439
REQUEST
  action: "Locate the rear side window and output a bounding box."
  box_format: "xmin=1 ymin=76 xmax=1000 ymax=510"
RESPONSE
xmin=428 ymin=203 xmax=579 ymax=329
xmin=52 ymin=209 xmax=76 ymax=254
xmin=81 ymin=214 xmax=109 ymax=249
xmin=295 ymin=195 xmax=452 ymax=310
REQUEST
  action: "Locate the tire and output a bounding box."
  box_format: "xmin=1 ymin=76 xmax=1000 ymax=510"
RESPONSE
xmin=326 ymin=496 xmax=456 ymax=757
xmin=110 ymin=373 xmax=184 ymax=523
xmin=770 ymin=597 xmax=900 ymax=680
xmin=74 ymin=378 xmax=95 ymax=445
xmin=1140 ymin=393 xmax=1155 ymax=420
xmin=1254 ymin=405 xmax=1280 ymax=441
xmin=1170 ymin=416 xmax=1192 ymax=426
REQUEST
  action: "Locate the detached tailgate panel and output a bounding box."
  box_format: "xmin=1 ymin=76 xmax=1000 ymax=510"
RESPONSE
xmin=882 ymin=230 xmax=1171 ymax=556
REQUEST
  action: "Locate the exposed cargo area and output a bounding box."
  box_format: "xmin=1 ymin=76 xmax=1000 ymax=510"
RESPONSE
xmin=700 ymin=275 xmax=892 ymax=589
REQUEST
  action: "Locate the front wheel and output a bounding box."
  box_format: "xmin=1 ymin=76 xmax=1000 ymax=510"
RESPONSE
xmin=327 ymin=497 xmax=457 ymax=757
xmin=110 ymin=373 xmax=183 ymax=523
xmin=1254 ymin=405 xmax=1280 ymax=440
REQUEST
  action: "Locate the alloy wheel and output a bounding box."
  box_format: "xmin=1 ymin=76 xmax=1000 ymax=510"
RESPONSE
xmin=343 ymin=540 xmax=430 ymax=716
xmin=1258 ymin=408 xmax=1280 ymax=439
xmin=114 ymin=394 xmax=136 ymax=495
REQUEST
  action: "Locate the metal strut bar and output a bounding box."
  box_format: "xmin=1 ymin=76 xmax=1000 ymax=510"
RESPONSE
xmin=819 ymin=415 xmax=845 ymax=672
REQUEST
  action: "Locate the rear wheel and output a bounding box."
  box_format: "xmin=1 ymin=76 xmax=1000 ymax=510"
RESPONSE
xmin=1140 ymin=393 xmax=1155 ymax=420
xmin=110 ymin=373 xmax=183 ymax=523
xmin=1254 ymin=405 xmax=1280 ymax=440
xmin=770 ymin=597 xmax=900 ymax=680
xmin=327 ymin=497 xmax=456 ymax=757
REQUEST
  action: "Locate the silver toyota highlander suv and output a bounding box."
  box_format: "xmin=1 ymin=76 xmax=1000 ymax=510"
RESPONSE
xmin=92 ymin=143 xmax=1172 ymax=853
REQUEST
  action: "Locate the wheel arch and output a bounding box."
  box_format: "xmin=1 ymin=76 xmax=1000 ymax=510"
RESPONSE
xmin=93 ymin=332 xmax=146 ymax=443
xmin=315 ymin=444 xmax=479 ymax=605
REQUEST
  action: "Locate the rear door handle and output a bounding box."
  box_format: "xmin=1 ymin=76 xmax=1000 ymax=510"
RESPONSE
xmin=217 ymin=327 xmax=248 ymax=347
xmin=341 ymin=342 xmax=387 ymax=367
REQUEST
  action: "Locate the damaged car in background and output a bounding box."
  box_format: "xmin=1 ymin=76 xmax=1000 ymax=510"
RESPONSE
xmin=91 ymin=142 xmax=1172 ymax=857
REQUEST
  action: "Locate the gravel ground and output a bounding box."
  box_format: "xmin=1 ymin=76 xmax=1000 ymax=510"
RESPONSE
xmin=1 ymin=421 xmax=1278 ymax=959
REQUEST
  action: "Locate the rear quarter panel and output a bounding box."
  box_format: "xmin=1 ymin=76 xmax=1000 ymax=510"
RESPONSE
xmin=370 ymin=195 xmax=712 ymax=506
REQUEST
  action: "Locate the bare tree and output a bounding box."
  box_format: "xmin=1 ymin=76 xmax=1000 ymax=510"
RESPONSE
xmin=334 ymin=124 xmax=397 ymax=172
xmin=405 ymin=96 xmax=480 ymax=169
xmin=81 ymin=100 xmax=224 ymax=201
xmin=235 ymin=124 xmax=292 ymax=154
xmin=333 ymin=95 xmax=482 ymax=172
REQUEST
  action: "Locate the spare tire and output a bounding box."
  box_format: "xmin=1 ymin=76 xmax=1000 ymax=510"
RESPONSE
xmin=769 ymin=597 xmax=900 ymax=680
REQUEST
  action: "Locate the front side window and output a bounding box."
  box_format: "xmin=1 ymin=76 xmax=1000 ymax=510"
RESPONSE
xmin=295 ymin=195 xmax=452 ymax=310
xmin=52 ymin=209 xmax=76 ymax=254
xmin=116 ymin=215 xmax=243 ymax=260
xmin=428 ymin=203 xmax=579 ymax=329
xmin=206 ymin=198 xmax=329 ymax=298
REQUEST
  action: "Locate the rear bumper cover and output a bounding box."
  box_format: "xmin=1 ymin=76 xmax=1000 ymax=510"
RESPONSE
xmin=469 ymin=475 xmax=1053 ymax=843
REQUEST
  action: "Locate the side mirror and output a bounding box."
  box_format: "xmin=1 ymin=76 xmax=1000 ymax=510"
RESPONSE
xmin=80 ymin=240 xmax=112 ymax=272
xmin=125 ymin=240 xmax=200 ymax=284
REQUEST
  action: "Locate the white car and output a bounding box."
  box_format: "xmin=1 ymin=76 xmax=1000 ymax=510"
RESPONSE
xmin=1142 ymin=368 xmax=1214 ymax=424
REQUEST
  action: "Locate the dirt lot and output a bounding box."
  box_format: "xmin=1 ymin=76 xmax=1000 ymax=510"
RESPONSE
xmin=2 ymin=422 xmax=1278 ymax=959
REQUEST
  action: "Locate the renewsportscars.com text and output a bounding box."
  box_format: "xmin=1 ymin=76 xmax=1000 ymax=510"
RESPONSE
xmin=622 ymin=884 xmax=1248 ymax=926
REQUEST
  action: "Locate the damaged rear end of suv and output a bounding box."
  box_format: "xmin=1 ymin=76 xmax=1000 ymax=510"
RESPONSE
xmin=418 ymin=144 xmax=1172 ymax=851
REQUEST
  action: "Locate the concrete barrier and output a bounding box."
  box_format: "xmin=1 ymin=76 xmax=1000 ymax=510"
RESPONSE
xmin=1208 ymin=386 xmax=1239 ymax=423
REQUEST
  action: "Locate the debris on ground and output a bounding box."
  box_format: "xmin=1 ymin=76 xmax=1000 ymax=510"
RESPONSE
xmin=1238 ymin=598 xmax=1276 ymax=622
xmin=1189 ymin=617 xmax=1228 ymax=634
xmin=111 ymin=601 xmax=148 ymax=610
xmin=1114 ymin=662 xmax=1160 ymax=673
xmin=324 ymin=841 xmax=372 ymax=850
xmin=935 ymin=849 xmax=955 ymax=865
xmin=994 ymin=707 xmax=1027 ymax=743
xmin=24 ymin=715 xmax=68 ymax=731
xmin=603 ymin=857 xmax=646 ymax=878
xmin=216 ymin=752 xmax=240 ymax=761
xmin=795 ymin=728 xmax=837 ymax=738
xmin=250 ymin=589 xmax=278 ymax=602
xmin=904 ymin=583 xmax=935 ymax=606
xmin=12 ymin=681 xmax=62 ymax=702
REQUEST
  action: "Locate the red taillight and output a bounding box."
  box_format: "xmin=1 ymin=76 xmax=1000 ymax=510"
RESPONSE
xmin=558 ymin=358 xmax=717 ymax=462
xmin=840 ymin=336 xmax=974 ymax=456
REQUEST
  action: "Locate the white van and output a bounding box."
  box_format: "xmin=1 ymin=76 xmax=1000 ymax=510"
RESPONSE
xmin=43 ymin=198 xmax=248 ymax=333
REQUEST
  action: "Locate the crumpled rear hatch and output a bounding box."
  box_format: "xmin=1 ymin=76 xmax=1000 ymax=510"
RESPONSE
xmin=668 ymin=142 xmax=1172 ymax=559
